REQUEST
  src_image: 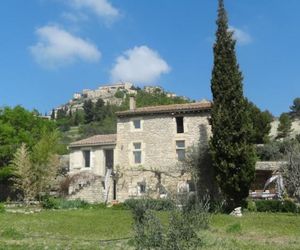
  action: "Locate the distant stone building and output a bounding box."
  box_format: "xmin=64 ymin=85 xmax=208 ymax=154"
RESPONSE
xmin=54 ymin=82 xmax=135 ymax=118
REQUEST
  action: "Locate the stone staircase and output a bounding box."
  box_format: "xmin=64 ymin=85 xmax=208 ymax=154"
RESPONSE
xmin=68 ymin=172 xmax=104 ymax=203
xmin=68 ymin=170 xmax=113 ymax=204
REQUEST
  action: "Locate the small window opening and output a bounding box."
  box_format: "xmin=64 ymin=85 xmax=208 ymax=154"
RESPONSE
xmin=187 ymin=180 xmax=196 ymax=192
xmin=133 ymin=120 xmax=141 ymax=129
xmin=83 ymin=150 xmax=91 ymax=168
xmin=133 ymin=143 xmax=142 ymax=164
xmin=138 ymin=182 xmax=146 ymax=194
xmin=176 ymin=117 xmax=184 ymax=133
xmin=176 ymin=140 xmax=185 ymax=161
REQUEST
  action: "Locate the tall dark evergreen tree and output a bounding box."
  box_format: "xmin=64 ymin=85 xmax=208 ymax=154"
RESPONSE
xmin=94 ymin=98 xmax=105 ymax=122
xmin=210 ymin=0 xmax=256 ymax=208
xmin=277 ymin=113 xmax=293 ymax=139
xmin=290 ymin=97 xmax=300 ymax=118
xmin=50 ymin=109 xmax=56 ymax=120
xmin=83 ymin=100 xmax=95 ymax=124
xmin=246 ymin=100 xmax=273 ymax=144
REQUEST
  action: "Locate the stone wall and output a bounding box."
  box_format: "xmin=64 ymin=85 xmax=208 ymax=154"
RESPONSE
xmin=255 ymin=161 xmax=286 ymax=171
xmin=68 ymin=176 xmax=104 ymax=203
xmin=115 ymin=112 xmax=211 ymax=201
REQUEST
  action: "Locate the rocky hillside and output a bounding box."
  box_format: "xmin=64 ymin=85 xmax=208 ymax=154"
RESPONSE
xmin=270 ymin=119 xmax=300 ymax=139
xmin=52 ymin=82 xmax=182 ymax=118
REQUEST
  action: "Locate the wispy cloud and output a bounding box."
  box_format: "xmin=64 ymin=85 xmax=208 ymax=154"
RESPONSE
xmin=110 ymin=46 xmax=171 ymax=84
xmin=68 ymin=0 xmax=120 ymax=22
xmin=229 ymin=26 xmax=252 ymax=45
xmin=30 ymin=25 xmax=101 ymax=69
xmin=61 ymin=12 xmax=89 ymax=23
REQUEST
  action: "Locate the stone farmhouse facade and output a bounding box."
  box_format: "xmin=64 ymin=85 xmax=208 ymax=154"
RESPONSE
xmin=68 ymin=99 xmax=283 ymax=203
xmin=68 ymin=99 xmax=212 ymax=203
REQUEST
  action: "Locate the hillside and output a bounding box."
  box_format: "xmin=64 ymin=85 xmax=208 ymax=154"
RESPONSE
xmin=270 ymin=118 xmax=300 ymax=139
xmin=55 ymin=84 xmax=194 ymax=144
xmin=52 ymin=82 xmax=185 ymax=118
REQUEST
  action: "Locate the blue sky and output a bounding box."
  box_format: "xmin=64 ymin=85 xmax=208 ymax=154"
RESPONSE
xmin=0 ymin=0 xmax=299 ymax=116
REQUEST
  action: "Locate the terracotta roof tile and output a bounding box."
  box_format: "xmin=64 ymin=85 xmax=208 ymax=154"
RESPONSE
xmin=116 ymin=101 xmax=212 ymax=117
xmin=70 ymin=134 xmax=117 ymax=147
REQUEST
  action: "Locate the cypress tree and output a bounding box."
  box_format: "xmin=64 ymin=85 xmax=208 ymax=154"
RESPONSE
xmin=83 ymin=100 xmax=95 ymax=124
xmin=277 ymin=113 xmax=293 ymax=139
xmin=94 ymin=98 xmax=105 ymax=122
xmin=210 ymin=0 xmax=256 ymax=208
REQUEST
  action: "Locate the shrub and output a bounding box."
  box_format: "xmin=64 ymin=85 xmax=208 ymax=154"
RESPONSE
xmin=133 ymin=210 xmax=164 ymax=250
xmin=164 ymin=210 xmax=202 ymax=250
xmin=114 ymin=90 xmax=125 ymax=99
xmin=246 ymin=199 xmax=257 ymax=212
xmin=256 ymin=142 xmax=284 ymax=161
xmin=130 ymin=198 xmax=208 ymax=249
xmin=0 ymin=203 xmax=5 ymax=213
xmin=42 ymin=197 xmax=89 ymax=209
xmin=58 ymin=199 xmax=89 ymax=209
xmin=281 ymin=199 xmax=298 ymax=213
xmin=111 ymin=203 xmax=128 ymax=210
xmin=255 ymin=200 xmax=298 ymax=213
xmin=41 ymin=196 xmax=59 ymax=209
xmin=124 ymin=198 xmax=175 ymax=211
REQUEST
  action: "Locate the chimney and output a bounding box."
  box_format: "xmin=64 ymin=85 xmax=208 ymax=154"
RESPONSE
xmin=130 ymin=96 xmax=136 ymax=110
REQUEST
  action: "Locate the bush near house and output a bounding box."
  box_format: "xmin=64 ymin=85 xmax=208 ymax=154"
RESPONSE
xmin=41 ymin=197 xmax=89 ymax=209
xmin=253 ymin=200 xmax=298 ymax=213
xmin=124 ymin=198 xmax=176 ymax=211
xmin=0 ymin=203 xmax=5 ymax=213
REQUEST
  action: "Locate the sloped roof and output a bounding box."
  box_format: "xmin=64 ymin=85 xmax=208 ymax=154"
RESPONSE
xmin=69 ymin=134 xmax=117 ymax=148
xmin=116 ymin=101 xmax=212 ymax=117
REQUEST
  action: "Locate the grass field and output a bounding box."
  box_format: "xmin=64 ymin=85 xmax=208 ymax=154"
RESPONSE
xmin=0 ymin=209 xmax=299 ymax=249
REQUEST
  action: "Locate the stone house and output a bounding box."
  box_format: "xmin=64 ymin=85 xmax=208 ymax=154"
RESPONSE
xmin=68 ymin=99 xmax=212 ymax=203
xmin=68 ymin=98 xmax=282 ymax=203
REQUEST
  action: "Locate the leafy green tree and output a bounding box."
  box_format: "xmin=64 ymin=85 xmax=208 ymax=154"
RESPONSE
xmin=210 ymin=0 xmax=256 ymax=208
xmin=11 ymin=130 xmax=60 ymax=202
xmin=290 ymin=97 xmax=300 ymax=118
xmin=83 ymin=100 xmax=94 ymax=124
xmin=114 ymin=89 xmax=125 ymax=99
xmin=11 ymin=144 xmax=35 ymax=202
xmin=246 ymin=100 xmax=273 ymax=144
xmin=0 ymin=106 xmax=56 ymax=183
xmin=277 ymin=113 xmax=293 ymax=139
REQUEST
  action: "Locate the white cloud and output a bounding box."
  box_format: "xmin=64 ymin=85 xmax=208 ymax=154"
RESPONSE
xmin=69 ymin=0 xmax=119 ymax=20
xmin=110 ymin=46 xmax=171 ymax=84
xmin=61 ymin=12 xmax=89 ymax=23
xmin=229 ymin=26 xmax=252 ymax=45
xmin=30 ymin=25 xmax=101 ymax=68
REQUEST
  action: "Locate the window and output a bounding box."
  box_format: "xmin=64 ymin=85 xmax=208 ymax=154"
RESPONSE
xmin=83 ymin=150 xmax=91 ymax=168
xmin=138 ymin=182 xmax=146 ymax=194
xmin=133 ymin=119 xmax=141 ymax=129
xmin=176 ymin=140 xmax=185 ymax=161
xmin=133 ymin=142 xmax=142 ymax=164
xmin=176 ymin=117 xmax=184 ymax=133
xmin=187 ymin=180 xmax=196 ymax=192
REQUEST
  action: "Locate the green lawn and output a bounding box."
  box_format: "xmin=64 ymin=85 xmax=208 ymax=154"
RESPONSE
xmin=0 ymin=209 xmax=299 ymax=249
